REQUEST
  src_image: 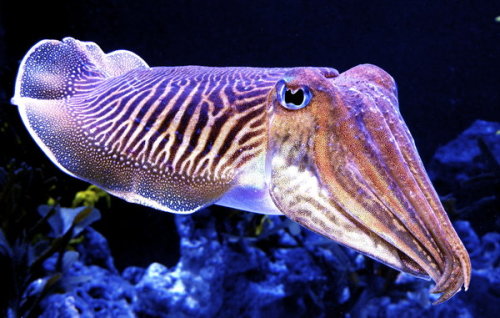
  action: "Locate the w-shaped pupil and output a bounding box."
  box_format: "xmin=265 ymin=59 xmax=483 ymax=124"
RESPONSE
xmin=285 ymin=89 xmax=304 ymax=105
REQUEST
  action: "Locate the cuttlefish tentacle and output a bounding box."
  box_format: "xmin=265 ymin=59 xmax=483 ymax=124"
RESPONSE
xmin=11 ymin=37 xmax=470 ymax=303
xmin=327 ymin=66 xmax=469 ymax=301
xmin=265 ymin=67 xmax=469 ymax=302
xmin=364 ymin=72 xmax=471 ymax=298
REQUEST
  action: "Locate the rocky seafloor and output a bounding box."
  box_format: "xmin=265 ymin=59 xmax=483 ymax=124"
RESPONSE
xmin=5 ymin=120 xmax=500 ymax=318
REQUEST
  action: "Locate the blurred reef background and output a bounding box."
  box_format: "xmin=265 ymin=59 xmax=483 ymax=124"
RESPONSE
xmin=0 ymin=1 xmax=499 ymax=317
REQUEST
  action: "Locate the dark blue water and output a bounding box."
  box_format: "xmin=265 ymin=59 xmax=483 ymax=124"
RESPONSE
xmin=0 ymin=1 xmax=498 ymax=317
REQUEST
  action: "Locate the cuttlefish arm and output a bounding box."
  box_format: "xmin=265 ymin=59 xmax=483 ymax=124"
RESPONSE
xmin=12 ymin=38 xmax=470 ymax=303
xmin=266 ymin=66 xmax=471 ymax=303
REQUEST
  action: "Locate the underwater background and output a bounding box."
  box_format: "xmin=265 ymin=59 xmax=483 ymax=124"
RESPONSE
xmin=0 ymin=1 xmax=499 ymax=317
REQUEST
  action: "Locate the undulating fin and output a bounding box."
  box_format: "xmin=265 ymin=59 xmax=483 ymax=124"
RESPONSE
xmin=12 ymin=37 xmax=148 ymax=102
xmin=11 ymin=38 xmax=244 ymax=213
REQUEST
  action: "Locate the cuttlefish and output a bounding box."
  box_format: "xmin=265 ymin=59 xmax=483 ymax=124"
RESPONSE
xmin=11 ymin=37 xmax=470 ymax=303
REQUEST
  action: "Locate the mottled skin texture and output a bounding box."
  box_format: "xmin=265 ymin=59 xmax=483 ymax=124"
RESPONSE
xmin=267 ymin=67 xmax=470 ymax=303
xmin=12 ymin=38 xmax=470 ymax=303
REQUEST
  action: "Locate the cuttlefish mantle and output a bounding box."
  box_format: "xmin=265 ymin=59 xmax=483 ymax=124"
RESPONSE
xmin=11 ymin=37 xmax=471 ymax=303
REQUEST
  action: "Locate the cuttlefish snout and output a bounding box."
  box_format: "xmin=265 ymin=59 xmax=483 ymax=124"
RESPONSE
xmin=266 ymin=65 xmax=471 ymax=303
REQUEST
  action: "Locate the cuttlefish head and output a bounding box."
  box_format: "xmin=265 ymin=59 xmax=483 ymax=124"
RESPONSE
xmin=265 ymin=65 xmax=470 ymax=303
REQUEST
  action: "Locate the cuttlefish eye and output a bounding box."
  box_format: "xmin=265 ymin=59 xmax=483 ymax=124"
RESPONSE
xmin=277 ymin=80 xmax=312 ymax=110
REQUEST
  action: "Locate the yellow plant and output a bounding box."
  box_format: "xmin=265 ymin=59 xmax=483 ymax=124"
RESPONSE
xmin=72 ymin=185 xmax=111 ymax=208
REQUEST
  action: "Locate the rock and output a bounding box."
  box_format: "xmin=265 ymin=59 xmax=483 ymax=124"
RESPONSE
xmin=354 ymin=220 xmax=500 ymax=318
xmin=40 ymin=294 xmax=85 ymax=318
xmin=431 ymin=120 xmax=500 ymax=178
xmin=126 ymin=210 xmax=362 ymax=317
xmin=122 ymin=266 xmax=145 ymax=285
xmin=429 ymin=119 xmax=499 ymax=192
xmin=77 ymin=227 xmax=117 ymax=272
xmin=429 ymin=120 xmax=500 ymax=233
xmin=38 ymin=211 xmax=500 ymax=317
xmin=40 ymin=256 xmax=136 ymax=317
xmin=429 ymin=120 xmax=500 ymax=192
